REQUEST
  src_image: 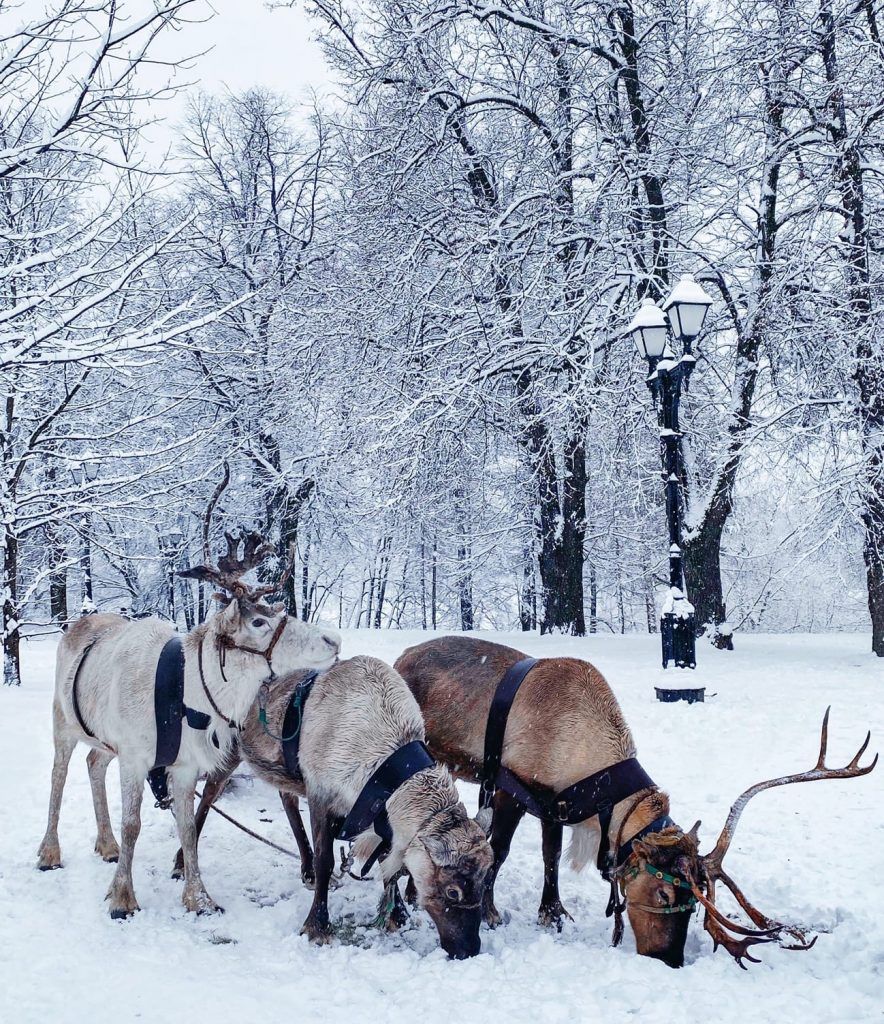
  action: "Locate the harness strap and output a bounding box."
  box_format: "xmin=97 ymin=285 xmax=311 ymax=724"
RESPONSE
xmin=479 ymin=656 xmax=537 ymax=811
xmin=479 ymin=656 xmax=657 ymax=878
xmin=338 ymin=740 xmax=436 ymax=876
xmin=616 ymin=813 xmax=676 ymax=867
xmin=277 ymin=672 xmax=318 ymax=780
xmin=71 ymin=640 xmax=99 ymax=739
xmin=148 ymin=636 xmax=213 ymax=809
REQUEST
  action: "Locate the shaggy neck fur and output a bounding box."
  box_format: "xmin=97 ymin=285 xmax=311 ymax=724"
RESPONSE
xmin=183 ymin=621 xmax=271 ymax=732
xmin=377 ymin=764 xmax=459 ymax=874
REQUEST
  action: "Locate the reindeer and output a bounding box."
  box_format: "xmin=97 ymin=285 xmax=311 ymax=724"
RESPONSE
xmin=181 ymin=656 xmax=493 ymax=957
xmin=36 ymin=531 xmax=341 ymax=919
xmin=394 ymin=636 xmax=876 ymax=968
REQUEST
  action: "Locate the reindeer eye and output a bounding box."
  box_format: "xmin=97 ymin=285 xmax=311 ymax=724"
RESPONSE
xmin=251 ymin=618 xmax=268 ymax=629
xmin=445 ymin=885 xmax=462 ymax=903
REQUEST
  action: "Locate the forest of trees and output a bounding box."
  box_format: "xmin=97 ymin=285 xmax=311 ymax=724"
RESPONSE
xmin=2 ymin=0 xmax=883 ymax=685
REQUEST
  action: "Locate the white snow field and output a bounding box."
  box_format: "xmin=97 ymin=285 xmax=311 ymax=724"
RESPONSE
xmin=1 ymin=630 xmax=881 ymax=1024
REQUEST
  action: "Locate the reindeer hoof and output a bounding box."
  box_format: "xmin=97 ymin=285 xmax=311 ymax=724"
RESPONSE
xmin=109 ymin=904 xmax=140 ymax=920
xmin=95 ymin=838 xmax=120 ymax=863
xmin=538 ymin=902 xmax=573 ymax=932
xmin=36 ymin=843 xmax=62 ymax=871
xmin=301 ymin=917 xmax=333 ymax=945
xmin=483 ymin=901 xmax=504 ymax=929
xmin=171 ymin=850 xmax=184 ymax=879
xmin=301 ymin=872 xmax=316 ymax=891
xmin=184 ymin=890 xmax=223 ymax=915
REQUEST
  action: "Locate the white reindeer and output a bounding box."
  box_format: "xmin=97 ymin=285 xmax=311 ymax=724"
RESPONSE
xmin=36 ymin=531 xmax=341 ymax=919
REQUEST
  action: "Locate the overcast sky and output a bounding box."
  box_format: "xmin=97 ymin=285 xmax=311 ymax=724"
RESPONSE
xmin=141 ymin=0 xmax=332 ymax=151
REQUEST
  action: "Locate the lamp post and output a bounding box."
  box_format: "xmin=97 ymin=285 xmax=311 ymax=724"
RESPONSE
xmin=70 ymin=459 xmax=100 ymax=610
xmin=628 ymin=275 xmax=713 ymax=693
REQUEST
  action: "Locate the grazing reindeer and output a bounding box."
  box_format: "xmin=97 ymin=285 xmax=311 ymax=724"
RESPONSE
xmin=395 ymin=636 xmax=876 ymax=968
xmin=36 ymin=531 xmax=341 ymax=919
xmin=192 ymin=656 xmax=493 ymax=957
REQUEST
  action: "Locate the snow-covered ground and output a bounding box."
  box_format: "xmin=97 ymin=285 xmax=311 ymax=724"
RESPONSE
xmin=1 ymin=630 xmax=881 ymax=1024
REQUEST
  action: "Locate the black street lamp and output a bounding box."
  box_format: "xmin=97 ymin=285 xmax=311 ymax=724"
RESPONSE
xmin=628 ymin=275 xmax=713 ymax=694
xmin=70 ymin=459 xmax=100 ymax=610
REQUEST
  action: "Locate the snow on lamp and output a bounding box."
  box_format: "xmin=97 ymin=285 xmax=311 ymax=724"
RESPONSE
xmin=627 ymin=298 xmax=669 ymax=360
xmin=661 ymin=273 xmax=713 ymax=342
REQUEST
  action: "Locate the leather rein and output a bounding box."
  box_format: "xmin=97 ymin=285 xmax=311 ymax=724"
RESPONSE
xmin=198 ymin=615 xmax=289 ymax=729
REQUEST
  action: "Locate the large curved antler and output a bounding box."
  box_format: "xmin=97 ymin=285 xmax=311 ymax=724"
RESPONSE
xmin=695 ymin=708 xmax=876 ymax=968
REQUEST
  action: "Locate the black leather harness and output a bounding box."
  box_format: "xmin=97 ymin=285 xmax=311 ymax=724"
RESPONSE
xmin=339 ymin=740 xmax=436 ymax=875
xmin=275 ymin=672 xmax=319 ymax=781
xmin=147 ymin=636 xmax=214 ymax=808
xmin=270 ymin=673 xmax=436 ymax=877
xmin=479 ymin=657 xmax=657 ymax=877
xmin=72 ymin=634 xmax=216 ymax=808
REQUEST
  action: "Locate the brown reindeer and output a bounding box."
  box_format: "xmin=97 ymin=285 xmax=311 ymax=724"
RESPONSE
xmin=394 ymin=636 xmax=876 ymax=968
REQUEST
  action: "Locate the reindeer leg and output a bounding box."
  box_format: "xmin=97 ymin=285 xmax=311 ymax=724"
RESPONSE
xmin=482 ymin=789 xmax=526 ymax=928
xmin=171 ymin=764 xmax=235 ymax=880
xmin=300 ymin=802 xmax=337 ymax=944
xmin=279 ymin=791 xmax=315 ymax=888
xmin=87 ymin=749 xmax=120 ymax=862
xmin=404 ymin=873 xmax=418 ymax=908
xmin=36 ymin=703 xmax=77 ymax=871
xmin=538 ymin=820 xmax=572 ymax=931
xmin=106 ymin=762 xmax=144 ymax=918
xmin=379 ymin=869 xmax=410 ymax=931
xmin=170 ymin=769 xmax=223 ymax=914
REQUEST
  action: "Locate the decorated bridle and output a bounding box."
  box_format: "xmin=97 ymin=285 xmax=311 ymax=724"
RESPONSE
xmin=605 ymin=792 xmax=698 ymax=946
xmin=195 ymin=614 xmax=289 ymax=729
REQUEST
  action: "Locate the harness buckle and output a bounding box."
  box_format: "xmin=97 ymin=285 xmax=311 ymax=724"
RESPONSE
xmin=556 ymin=799 xmax=569 ymax=822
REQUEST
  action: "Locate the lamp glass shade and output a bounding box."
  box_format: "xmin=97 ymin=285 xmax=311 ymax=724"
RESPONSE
xmin=70 ymin=465 xmax=84 ymax=485
xmin=84 ymin=460 xmax=100 ymax=482
xmin=627 ymin=299 xmax=669 ymax=359
xmin=662 ymin=274 xmax=713 ymax=340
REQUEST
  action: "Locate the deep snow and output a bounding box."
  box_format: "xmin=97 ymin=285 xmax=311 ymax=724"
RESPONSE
xmin=1 ymin=630 xmax=881 ymax=1024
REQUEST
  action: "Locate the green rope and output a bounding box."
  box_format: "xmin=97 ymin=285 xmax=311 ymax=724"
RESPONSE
xmin=258 ymin=688 xmax=303 ymax=743
xmin=371 ymin=889 xmax=399 ymax=929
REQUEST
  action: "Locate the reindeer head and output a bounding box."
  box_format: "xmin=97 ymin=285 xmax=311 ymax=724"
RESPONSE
xmin=615 ymin=709 xmax=876 ymax=969
xmin=615 ymin=805 xmax=699 ymax=968
xmin=404 ymin=802 xmax=493 ymax=959
xmin=179 ymin=530 xmax=341 ymax=678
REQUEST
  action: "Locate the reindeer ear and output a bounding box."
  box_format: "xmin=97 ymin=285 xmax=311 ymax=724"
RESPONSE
xmin=271 ymin=601 xmax=285 ymax=614
xmin=212 ymin=591 xmax=232 ymax=606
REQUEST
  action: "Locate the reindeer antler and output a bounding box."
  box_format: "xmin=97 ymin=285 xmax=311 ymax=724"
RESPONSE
xmin=693 ymin=708 xmax=876 ymax=968
xmin=179 ymin=528 xmax=282 ymax=601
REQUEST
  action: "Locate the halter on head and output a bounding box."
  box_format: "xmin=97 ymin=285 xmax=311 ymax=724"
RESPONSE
xmin=197 ymin=614 xmax=289 ymax=729
xmin=605 ymin=793 xmax=698 ymax=945
xmin=217 ymin=614 xmax=289 ymax=682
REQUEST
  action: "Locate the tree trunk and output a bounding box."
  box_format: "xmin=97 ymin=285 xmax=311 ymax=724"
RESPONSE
xmin=431 ymin=536 xmax=437 ymax=630
xmin=683 ymin=54 xmax=784 ymax=641
xmin=818 ymin=0 xmax=884 ymax=655
xmin=458 ymin=540 xmax=474 ymax=631
xmin=2 ymin=526 xmax=20 ymax=686
xmin=48 ymin=533 xmax=68 ymax=624
xmin=518 ymin=543 xmax=535 ymax=631
xmin=528 ymin=403 xmax=587 ymax=635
